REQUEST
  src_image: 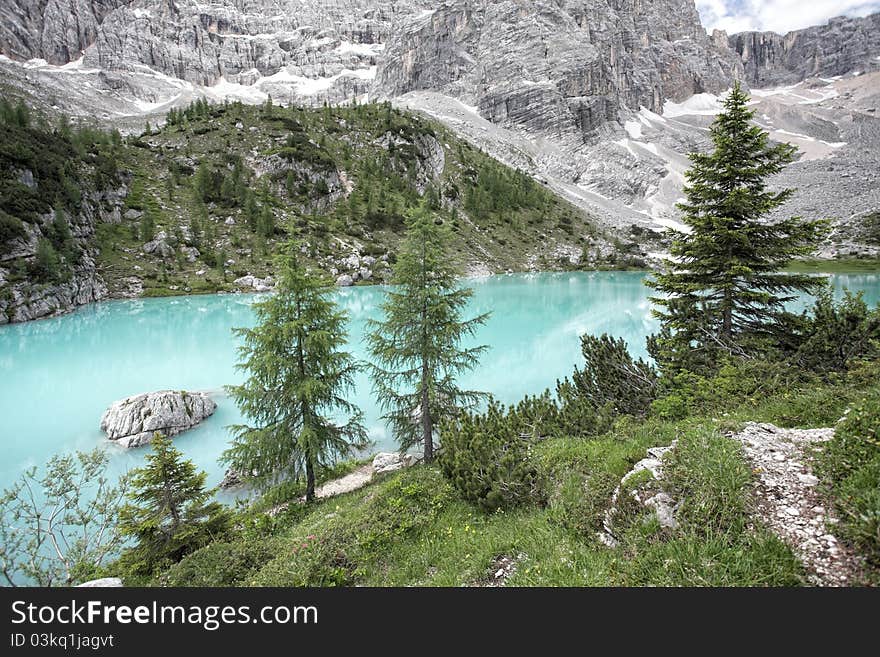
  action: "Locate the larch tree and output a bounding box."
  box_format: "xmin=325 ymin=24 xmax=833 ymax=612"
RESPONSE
xmin=118 ymin=434 xmax=229 ymax=577
xmin=648 ymin=81 xmax=828 ymax=372
xmin=367 ymin=202 xmax=490 ymax=463
xmin=223 ymin=246 xmax=367 ymax=500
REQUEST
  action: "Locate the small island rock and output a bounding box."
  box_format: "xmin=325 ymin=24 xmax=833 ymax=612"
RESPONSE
xmin=100 ymin=390 xmax=216 ymax=448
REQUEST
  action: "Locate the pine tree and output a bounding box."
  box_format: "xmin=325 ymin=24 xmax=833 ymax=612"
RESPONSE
xmin=118 ymin=434 xmax=229 ymax=576
xmin=647 ymin=82 xmax=829 ymax=372
xmin=223 ymin=246 xmax=367 ymax=500
xmin=367 ymin=202 xmax=490 ymax=463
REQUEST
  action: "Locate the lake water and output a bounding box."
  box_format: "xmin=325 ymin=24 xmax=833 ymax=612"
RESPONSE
xmin=2 ymin=271 xmax=879 ymax=494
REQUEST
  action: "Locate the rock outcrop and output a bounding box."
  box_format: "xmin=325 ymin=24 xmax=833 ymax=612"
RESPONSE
xmin=0 ymin=0 xmax=132 ymax=64
xmin=731 ymin=13 xmax=880 ymax=87
xmin=600 ymin=441 xmax=678 ymax=547
xmin=76 ymin=577 xmax=123 ymax=587
xmin=0 ymin=183 xmax=127 ymax=325
xmin=376 ymin=0 xmax=743 ymax=143
xmin=100 ymin=390 xmax=216 ymax=448
xmin=372 ymin=451 xmax=416 ymax=475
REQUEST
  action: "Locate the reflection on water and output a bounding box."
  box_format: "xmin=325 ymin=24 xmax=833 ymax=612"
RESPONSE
xmin=1 ymin=271 xmax=878 ymax=492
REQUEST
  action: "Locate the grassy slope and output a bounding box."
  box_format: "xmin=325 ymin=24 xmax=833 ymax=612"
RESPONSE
xmin=94 ymin=101 xmax=635 ymax=299
xmin=149 ymin=371 xmax=880 ymax=588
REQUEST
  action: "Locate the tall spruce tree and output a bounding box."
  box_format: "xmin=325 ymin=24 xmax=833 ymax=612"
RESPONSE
xmin=223 ymin=245 xmax=367 ymax=500
xmin=367 ymin=202 xmax=490 ymax=463
xmin=118 ymin=434 xmax=229 ymax=577
xmin=648 ymin=82 xmax=828 ymax=372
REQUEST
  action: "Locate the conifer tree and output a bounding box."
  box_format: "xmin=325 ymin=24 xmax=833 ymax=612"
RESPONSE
xmin=367 ymin=202 xmax=490 ymax=462
xmin=118 ymin=434 xmax=229 ymax=576
xmin=223 ymin=246 xmax=367 ymax=499
xmin=648 ymin=82 xmax=828 ymax=372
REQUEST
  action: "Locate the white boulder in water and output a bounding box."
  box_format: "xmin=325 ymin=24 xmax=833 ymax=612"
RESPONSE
xmin=100 ymin=390 xmax=217 ymax=448
xmin=77 ymin=577 xmax=123 ymax=587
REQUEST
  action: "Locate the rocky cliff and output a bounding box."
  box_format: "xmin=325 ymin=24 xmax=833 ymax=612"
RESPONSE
xmin=731 ymin=13 xmax=880 ymax=87
xmin=375 ymin=0 xmax=742 ymax=143
xmin=0 ymin=0 xmax=131 ymax=64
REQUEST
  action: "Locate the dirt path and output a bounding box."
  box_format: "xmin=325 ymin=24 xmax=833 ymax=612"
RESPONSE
xmin=314 ymin=465 xmax=375 ymax=499
xmin=731 ymin=422 xmax=865 ymax=586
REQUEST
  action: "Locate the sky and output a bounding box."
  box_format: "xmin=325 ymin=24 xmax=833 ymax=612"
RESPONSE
xmin=696 ymin=0 xmax=880 ymax=34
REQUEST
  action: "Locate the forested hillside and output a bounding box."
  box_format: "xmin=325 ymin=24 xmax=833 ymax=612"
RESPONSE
xmin=1 ymin=97 xmax=649 ymax=322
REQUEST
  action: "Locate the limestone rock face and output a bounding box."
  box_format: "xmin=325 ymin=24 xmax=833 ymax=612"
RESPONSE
xmin=0 ymin=0 xmax=132 ymax=64
xmin=376 ymin=0 xmax=743 ymax=143
xmin=731 ymin=14 xmax=880 ymax=87
xmin=0 ymin=184 xmax=127 ymax=325
xmin=100 ymin=390 xmax=217 ymax=448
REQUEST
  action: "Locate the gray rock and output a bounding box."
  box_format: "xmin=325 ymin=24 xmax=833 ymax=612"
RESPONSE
xmin=180 ymin=246 xmax=200 ymax=263
xmin=372 ymin=452 xmax=415 ymax=475
xmin=100 ymin=390 xmax=216 ymax=448
xmin=731 ymin=14 xmax=880 ymax=87
xmin=234 ymin=274 xmax=274 ymax=292
xmin=219 ymin=468 xmax=244 ymax=490
xmin=143 ymin=236 xmax=174 ymax=258
xmin=123 ymin=208 xmax=143 ymax=221
xmin=76 ymin=577 xmax=123 ymax=588
xmin=336 ymin=274 xmax=354 ymax=287
xmin=16 ymin=168 xmax=36 ymax=189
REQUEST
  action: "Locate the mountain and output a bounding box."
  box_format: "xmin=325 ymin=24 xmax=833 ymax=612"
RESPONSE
xmin=0 ymin=1 xmax=878 ymax=322
xmin=731 ymin=13 xmax=880 ymax=87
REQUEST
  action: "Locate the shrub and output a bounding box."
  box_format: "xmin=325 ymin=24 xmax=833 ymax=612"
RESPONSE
xmin=794 ymin=290 xmax=880 ymax=373
xmin=567 ymin=334 xmax=657 ymax=417
xmin=156 ymin=539 xmax=278 ymax=587
xmin=0 ymin=211 xmax=26 ymax=246
xmin=31 ymin=238 xmax=64 ymax=282
xmin=439 ymin=401 xmax=542 ymax=511
xmin=817 ymin=393 xmax=880 ymax=483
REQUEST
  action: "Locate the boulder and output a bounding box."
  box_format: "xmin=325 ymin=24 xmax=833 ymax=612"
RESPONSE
xmin=336 ymin=274 xmax=354 ymax=287
xmin=143 ymin=236 xmax=175 ymax=258
xmin=77 ymin=577 xmax=123 ymax=587
xmin=100 ymin=390 xmax=216 ymax=448
xmin=219 ymin=468 xmax=244 ymax=490
xmin=234 ymin=274 xmax=274 ymax=292
xmin=372 ymin=452 xmax=415 ymax=475
xmin=180 ymin=246 xmax=200 ymax=263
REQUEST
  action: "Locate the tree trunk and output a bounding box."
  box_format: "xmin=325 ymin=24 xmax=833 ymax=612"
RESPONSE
xmin=421 ymin=359 xmax=433 ymax=463
xmin=305 ymin=457 xmax=316 ymax=502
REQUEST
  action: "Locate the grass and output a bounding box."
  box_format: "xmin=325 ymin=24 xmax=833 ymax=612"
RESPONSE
xmin=785 ymin=258 xmax=880 ymax=274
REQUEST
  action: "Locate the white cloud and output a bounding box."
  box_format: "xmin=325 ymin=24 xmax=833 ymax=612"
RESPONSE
xmin=696 ymin=0 xmax=880 ymax=34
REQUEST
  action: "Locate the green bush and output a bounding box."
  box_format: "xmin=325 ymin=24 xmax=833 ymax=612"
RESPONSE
xmin=567 ymin=334 xmax=658 ymax=417
xmin=818 ymin=392 xmax=880 ymax=483
xmin=794 ymin=290 xmax=880 ymax=373
xmin=157 ymin=538 xmax=278 ymax=587
xmin=30 ymin=238 xmax=66 ymax=282
xmin=439 ymin=401 xmax=542 ymax=511
xmin=0 ymin=211 xmax=26 ymax=246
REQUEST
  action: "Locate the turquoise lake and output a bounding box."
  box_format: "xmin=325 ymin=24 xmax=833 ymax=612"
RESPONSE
xmin=2 ymin=271 xmax=879 ymax=494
